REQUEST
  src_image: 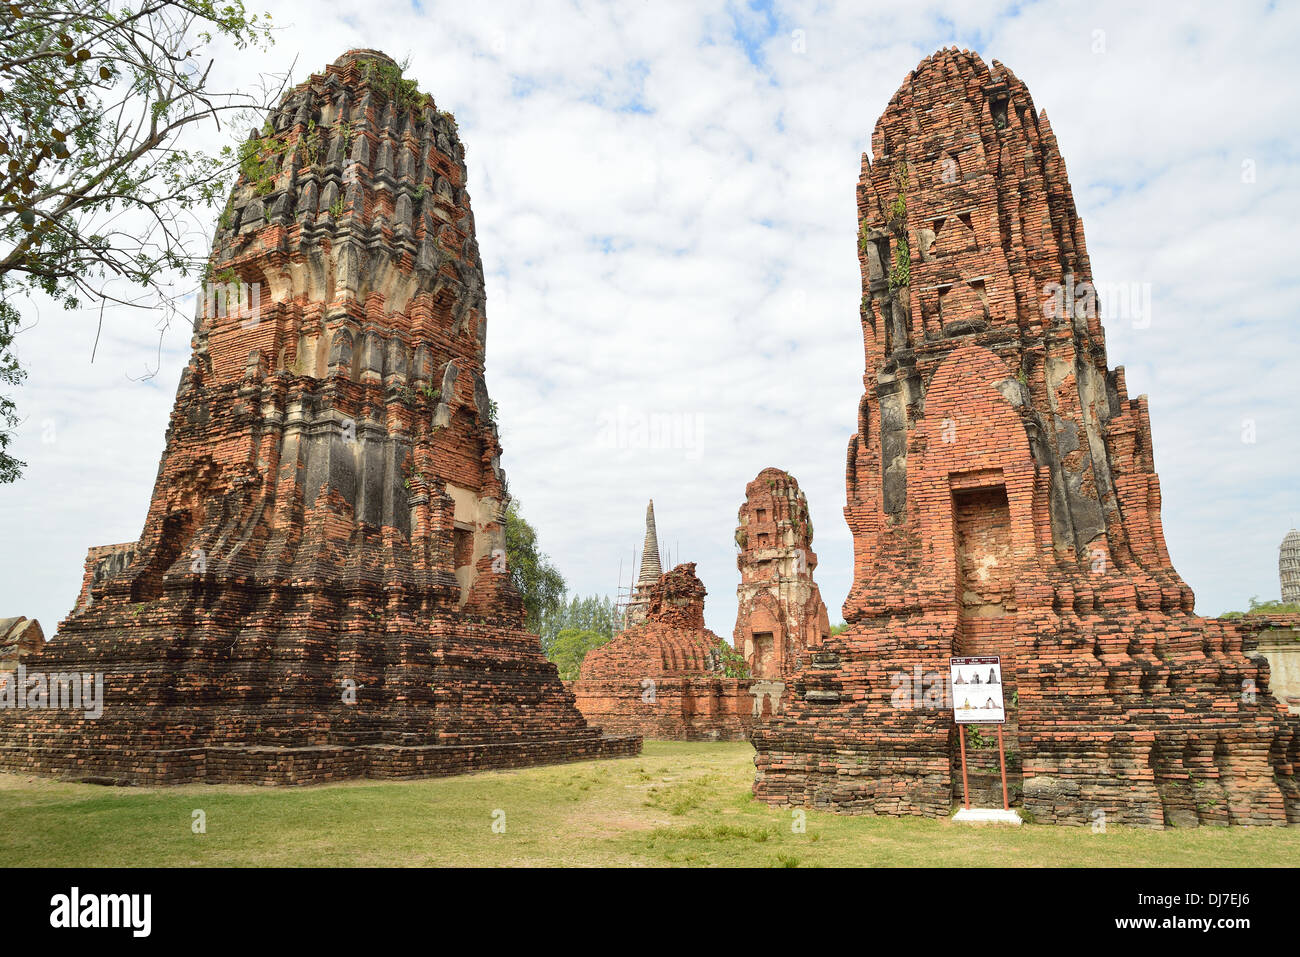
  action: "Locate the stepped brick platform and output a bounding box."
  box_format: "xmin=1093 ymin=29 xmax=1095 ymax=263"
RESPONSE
xmin=751 ymin=48 xmax=1299 ymax=827
xmin=0 ymin=50 xmax=638 ymax=785
xmin=734 ymin=468 xmax=830 ymax=693
xmin=570 ymin=563 xmax=754 ymax=741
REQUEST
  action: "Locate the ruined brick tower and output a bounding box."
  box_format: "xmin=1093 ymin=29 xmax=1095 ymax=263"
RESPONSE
xmin=733 ymin=468 xmax=830 ymax=680
xmin=570 ymin=563 xmax=754 ymax=740
xmin=752 ymin=48 xmax=1299 ymax=826
xmin=0 ymin=50 xmax=638 ymax=783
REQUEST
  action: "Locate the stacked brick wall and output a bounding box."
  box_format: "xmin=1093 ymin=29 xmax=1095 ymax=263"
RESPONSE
xmin=571 ymin=563 xmax=755 ymax=740
xmin=0 ymin=50 xmax=639 ymax=784
xmin=751 ymin=48 xmax=1299 ymax=827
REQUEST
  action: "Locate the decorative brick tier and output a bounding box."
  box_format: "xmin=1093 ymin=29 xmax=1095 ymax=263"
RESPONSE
xmin=570 ymin=563 xmax=755 ymax=740
xmin=751 ymin=48 xmax=1299 ymax=827
xmin=0 ymin=50 xmax=639 ymax=784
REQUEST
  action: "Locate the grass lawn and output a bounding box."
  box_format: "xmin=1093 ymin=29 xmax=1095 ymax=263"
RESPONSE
xmin=1 ymin=741 xmax=1296 ymax=867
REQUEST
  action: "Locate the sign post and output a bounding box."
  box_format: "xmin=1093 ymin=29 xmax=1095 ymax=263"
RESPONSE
xmin=949 ymin=655 xmax=1018 ymax=824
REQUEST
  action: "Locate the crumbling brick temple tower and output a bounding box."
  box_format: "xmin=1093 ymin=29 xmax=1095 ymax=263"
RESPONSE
xmin=734 ymin=468 xmax=830 ymax=713
xmin=0 ymin=50 xmax=639 ymax=784
xmin=570 ymin=563 xmax=754 ymax=741
xmin=751 ymin=48 xmax=1299 ymax=826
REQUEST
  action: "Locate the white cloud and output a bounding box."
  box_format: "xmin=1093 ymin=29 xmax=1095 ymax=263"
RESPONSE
xmin=3 ymin=0 xmax=1298 ymax=642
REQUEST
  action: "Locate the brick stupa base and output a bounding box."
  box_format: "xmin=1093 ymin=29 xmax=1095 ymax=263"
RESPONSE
xmin=751 ymin=49 xmax=1299 ymax=827
xmin=0 ymin=50 xmax=639 ymax=784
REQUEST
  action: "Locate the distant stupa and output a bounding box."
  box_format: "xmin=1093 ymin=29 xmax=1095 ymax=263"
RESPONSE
xmin=624 ymin=500 xmax=662 ymax=628
xmin=1281 ymin=529 xmax=1300 ymax=604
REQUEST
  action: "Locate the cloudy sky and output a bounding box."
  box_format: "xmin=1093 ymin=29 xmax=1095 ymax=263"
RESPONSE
xmin=3 ymin=0 xmax=1299 ymax=640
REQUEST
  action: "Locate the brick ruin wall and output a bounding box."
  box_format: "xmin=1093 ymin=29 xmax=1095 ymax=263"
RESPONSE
xmin=570 ymin=563 xmax=756 ymax=741
xmin=0 ymin=50 xmax=639 ymax=784
xmin=751 ymin=48 xmax=1299 ymax=827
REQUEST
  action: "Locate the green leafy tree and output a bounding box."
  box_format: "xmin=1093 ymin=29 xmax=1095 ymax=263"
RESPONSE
xmin=0 ymin=0 xmax=282 ymax=482
xmin=538 ymin=592 xmax=622 ymax=652
xmin=503 ymin=499 xmax=566 ymax=638
xmin=829 ymin=621 xmax=848 ymax=636
xmin=548 ymin=627 xmax=610 ymax=681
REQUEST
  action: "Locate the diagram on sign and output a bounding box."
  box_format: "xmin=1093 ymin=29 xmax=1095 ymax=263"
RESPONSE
xmin=950 ymin=656 xmax=1005 ymax=724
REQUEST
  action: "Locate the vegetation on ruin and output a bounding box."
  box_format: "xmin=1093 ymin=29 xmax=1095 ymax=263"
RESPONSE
xmin=3 ymin=741 xmax=1297 ymax=867
xmin=0 ymin=0 xmax=282 ymax=483
xmin=359 ymin=55 xmax=433 ymax=114
xmin=238 ymin=121 xmax=288 ymax=196
xmin=299 ymin=118 xmax=322 ymax=169
xmin=712 ymin=638 xmax=751 ymax=679
xmin=1221 ymin=597 xmax=1300 ymax=620
xmin=887 ymin=162 xmax=910 ymax=290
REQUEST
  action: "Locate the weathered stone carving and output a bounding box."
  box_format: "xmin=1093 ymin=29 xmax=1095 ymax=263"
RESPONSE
xmin=0 ymin=50 xmax=639 ymax=784
xmin=752 ymin=48 xmax=1299 ymax=827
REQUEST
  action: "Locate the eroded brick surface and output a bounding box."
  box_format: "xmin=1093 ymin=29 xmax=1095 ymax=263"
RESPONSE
xmin=570 ymin=563 xmax=754 ymax=740
xmin=751 ymin=48 xmax=1300 ymax=827
xmin=733 ymin=468 xmax=829 ymax=712
xmin=0 ymin=50 xmax=639 ymax=784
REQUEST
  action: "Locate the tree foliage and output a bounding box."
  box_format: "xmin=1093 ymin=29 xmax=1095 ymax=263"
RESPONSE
xmin=712 ymin=638 xmax=750 ymax=678
xmin=501 ymin=500 xmax=625 ymax=677
xmin=503 ymin=499 xmax=567 ymax=637
xmin=537 ymin=592 xmax=621 ymax=654
xmin=548 ymin=628 xmax=610 ymax=681
xmin=0 ymin=0 xmax=284 ymax=482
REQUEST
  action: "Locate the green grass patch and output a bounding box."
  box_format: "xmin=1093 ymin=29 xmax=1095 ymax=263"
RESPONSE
xmin=0 ymin=742 xmax=1296 ymax=867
